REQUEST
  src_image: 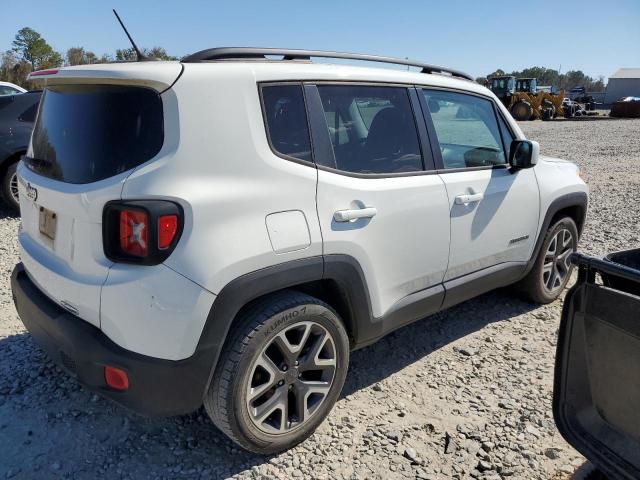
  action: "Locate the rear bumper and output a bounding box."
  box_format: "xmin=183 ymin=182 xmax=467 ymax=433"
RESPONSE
xmin=11 ymin=262 xmax=212 ymax=416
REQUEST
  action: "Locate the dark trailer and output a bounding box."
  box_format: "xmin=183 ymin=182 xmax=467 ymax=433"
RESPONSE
xmin=554 ymin=249 xmax=640 ymax=480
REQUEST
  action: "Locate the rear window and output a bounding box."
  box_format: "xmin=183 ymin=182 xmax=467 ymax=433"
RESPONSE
xmin=27 ymin=85 xmax=163 ymax=184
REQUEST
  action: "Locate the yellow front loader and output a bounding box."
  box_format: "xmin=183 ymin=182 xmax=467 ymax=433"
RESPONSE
xmin=489 ymin=76 xmax=565 ymax=121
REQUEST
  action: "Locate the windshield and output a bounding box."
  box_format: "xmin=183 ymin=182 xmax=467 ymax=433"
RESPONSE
xmin=27 ymin=84 xmax=163 ymax=184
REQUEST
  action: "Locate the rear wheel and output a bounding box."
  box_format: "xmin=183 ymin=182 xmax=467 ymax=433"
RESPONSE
xmin=520 ymin=217 xmax=579 ymax=303
xmin=511 ymin=101 xmax=533 ymax=121
xmin=204 ymin=291 xmax=349 ymax=454
xmin=1 ymin=162 xmax=19 ymax=212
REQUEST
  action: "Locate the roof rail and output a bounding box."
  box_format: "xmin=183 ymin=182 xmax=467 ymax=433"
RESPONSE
xmin=181 ymin=48 xmax=475 ymax=81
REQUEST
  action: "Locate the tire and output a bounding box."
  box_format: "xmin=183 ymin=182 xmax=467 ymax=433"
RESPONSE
xmin=204 ymin=290 xmax=350 ymax=454
xmin=511 ymin=101 xmax=533 ymax=121
xmin=564 ymin=105 xmax=574 ymax=118
xmin=1 ymin=162 xmax=19 ymax=212
xmin=520 ymin=217 xmax=579 ymax=304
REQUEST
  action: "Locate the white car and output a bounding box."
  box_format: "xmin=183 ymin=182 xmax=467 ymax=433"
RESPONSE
xmin=0 ymin=81 xmax=27 ymax=96
xmin=12 ymin=49 xmax=588 ymax=453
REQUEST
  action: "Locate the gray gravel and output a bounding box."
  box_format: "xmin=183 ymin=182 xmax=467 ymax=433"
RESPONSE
xmin=1 ymin=118 xmax=639 ymax=480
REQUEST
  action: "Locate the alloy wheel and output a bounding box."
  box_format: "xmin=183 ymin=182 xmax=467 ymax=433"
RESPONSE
xmin=9 ymin=171 xmax=19 ymax=205
xmin=543 ymin=228 xmax=574 ymax=292
xmin=246 ymin=320 xmax=337 ymax=434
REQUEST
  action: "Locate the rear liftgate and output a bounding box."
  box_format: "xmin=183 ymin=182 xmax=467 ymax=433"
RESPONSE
xmin=554 ymin=250 xmax=640 ymax=480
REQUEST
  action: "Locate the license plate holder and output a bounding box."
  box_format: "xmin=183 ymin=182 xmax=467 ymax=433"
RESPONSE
xmin=39 ymin=206 xmax=57 ymax=240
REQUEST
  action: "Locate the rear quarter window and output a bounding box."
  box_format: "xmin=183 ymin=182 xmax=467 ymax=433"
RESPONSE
xmin=261 ymin=84 xmax=312 ymax=162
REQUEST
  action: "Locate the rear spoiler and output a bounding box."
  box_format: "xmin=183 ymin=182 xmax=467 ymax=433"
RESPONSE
xmin=27 ymin=62 xmax=183 ymax=92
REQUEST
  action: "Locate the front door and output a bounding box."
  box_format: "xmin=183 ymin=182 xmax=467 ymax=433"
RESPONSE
xmin=420 ymin=88 xmax=539 ymax=281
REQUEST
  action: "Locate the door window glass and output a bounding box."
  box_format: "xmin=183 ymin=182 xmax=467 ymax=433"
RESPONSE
xmin=317 ymin=85 xmax=423 ymax=174
xmin=423 ymin=89 xmax=507 ymax=169
xmin=0 ymin=86 xmax=20 ymax=95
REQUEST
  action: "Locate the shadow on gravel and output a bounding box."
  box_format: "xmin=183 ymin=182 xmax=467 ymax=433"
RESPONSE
xmin=0 ymin=204 xmax=19 ymax=220
xmin=0 ymin=288 xmax=537 ymax=479
xmin=342 ymin=287 xmax=537 ymax=397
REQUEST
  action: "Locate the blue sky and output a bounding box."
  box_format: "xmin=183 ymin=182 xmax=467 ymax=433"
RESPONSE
xmin=1 ymin=0 xmax=638 ymax=80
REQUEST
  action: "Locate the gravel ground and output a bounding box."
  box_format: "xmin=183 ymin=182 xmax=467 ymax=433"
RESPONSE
xmin=1 ymin=118 xmax=639 ymax=480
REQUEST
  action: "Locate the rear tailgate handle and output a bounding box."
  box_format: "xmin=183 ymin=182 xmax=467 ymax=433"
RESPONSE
xmin=334 ymin=207 xmax=377 ymax=222
xmin=455 ymin=192 xmax=484 ymax=205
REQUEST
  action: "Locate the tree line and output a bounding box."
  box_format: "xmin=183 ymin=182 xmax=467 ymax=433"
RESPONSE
xmin=476 ymin=67 xmax=606 ymax=92
xmin=1 ymin=27 xmax=177 ymax=88
xmin=2 ymin=27 xmax=608 ymax=93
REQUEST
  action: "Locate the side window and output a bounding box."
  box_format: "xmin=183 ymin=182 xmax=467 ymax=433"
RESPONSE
xmin=262 ymin=85 xmax=312 ymax=162
xmin=0 ymin=86 xmax=19 ymax=95
xmin=423 ymin=89 xmax=507 ymax=169
xmin=317 ymin=85 xmax=423 ymax=174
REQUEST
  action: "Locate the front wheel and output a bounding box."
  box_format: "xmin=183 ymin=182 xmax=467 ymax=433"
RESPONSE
xmin=520 ymin=217 xmax=579 ymax=304
xmin=1 ymin=162 xmax=19 ymax=212
xmin=511 ymin=101 xmax=533 ymax=121
xmin=204 ymin=291 xmax=349 ymax=454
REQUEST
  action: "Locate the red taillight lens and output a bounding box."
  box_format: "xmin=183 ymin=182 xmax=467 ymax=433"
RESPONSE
xmin=104 ymin=366 xmax=129 ymax=391
xmin=158 ymin=215 xmax=178 ymax=249
xmin=119 ymin=209 xmax=148 ymax=257
xmin=104 ymin=201 xmax=182 ymax=264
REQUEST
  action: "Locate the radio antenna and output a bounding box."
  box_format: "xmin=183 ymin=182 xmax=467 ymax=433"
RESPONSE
xmin=112 ymin=9 xmax=150 ymax=61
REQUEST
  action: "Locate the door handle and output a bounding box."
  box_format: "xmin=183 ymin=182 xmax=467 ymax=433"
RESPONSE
xmin=454 ymin=192 xmax=484 ymax=205
xmin=334 ymin=207 xmax=377 ymax=222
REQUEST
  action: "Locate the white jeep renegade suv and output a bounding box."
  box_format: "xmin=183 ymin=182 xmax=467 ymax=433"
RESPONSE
xmin=11 ymin=49 xmax=587 ymax=453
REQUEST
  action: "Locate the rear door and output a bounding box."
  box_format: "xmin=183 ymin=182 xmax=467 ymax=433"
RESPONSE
xmin=17 ymin=80 xmax=169 ymax=327
xmin=554 ymin=252 xmax=640 ymax=479
xmin=308 ymin=83 xmax=451 ymax=326
xmin=420 ymin=88 xmax=539 ymax=283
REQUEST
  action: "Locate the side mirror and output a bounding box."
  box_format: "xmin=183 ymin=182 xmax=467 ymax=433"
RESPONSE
xmin=509 ymin=139 xmax=539 ymax=170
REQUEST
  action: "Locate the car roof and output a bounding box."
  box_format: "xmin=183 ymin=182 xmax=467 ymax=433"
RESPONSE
xmin=186 ymin=61 xmax=491 ymax=96
xmin=33 ymin=58 xmax=493 ymax=98
xmin=0 ymin=81 xmax=27 ymax=92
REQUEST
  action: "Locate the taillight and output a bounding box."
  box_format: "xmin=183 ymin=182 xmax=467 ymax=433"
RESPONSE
xmin=120 ymin=209 xmax=149 ymax=257
xmin=103 ymin=201 xmax=183 ymax=265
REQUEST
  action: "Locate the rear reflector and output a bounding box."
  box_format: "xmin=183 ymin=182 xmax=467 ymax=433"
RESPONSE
xmin=119 ymin=209 xmax=148 ymax=257
xmin=104 ymin=366 xmax=129 ymax=391
xmin=29 ymin=68 xmax=59 ymax=77
xmin=158 ymin=215 xmax=178 ymax=249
